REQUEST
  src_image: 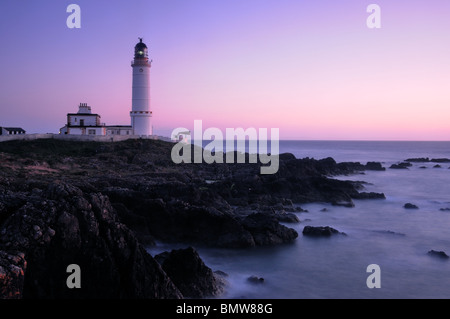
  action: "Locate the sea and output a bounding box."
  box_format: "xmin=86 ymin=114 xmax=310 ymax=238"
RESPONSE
xmin=147 ymin=141 xmax=450 ymax=299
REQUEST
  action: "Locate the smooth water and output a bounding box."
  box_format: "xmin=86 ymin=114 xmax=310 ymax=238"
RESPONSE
xmin=148 ymin=141 xmax=450 ymax=299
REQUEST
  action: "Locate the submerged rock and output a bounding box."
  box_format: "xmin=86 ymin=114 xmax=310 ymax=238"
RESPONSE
xmin=247 ymin=275 xmax=265 ymax=284
xmin=351 ymin=192 xmax=386 ymax=200
xmin=427 ymin=250 xmax=449 ymax=259
xmin=404 ymin=203 xmax=419 ymax=209
xmin=372 ymin=230 xmax=406 ymax=237
xmin=302 ymin=226 xmax=346 ymax=237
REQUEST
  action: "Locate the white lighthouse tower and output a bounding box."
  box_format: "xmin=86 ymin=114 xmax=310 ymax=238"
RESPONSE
xmin=130 ymin=38 xmax=152 ymax=136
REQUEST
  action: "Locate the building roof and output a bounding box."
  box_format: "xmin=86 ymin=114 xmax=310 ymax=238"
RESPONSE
xmin=67 ymin=113 xmax=101 ymax=117
xmin=135 ymin=38 xmax=148 ymax=50
xmin=1 ymin=127 xmax=26 ymax=132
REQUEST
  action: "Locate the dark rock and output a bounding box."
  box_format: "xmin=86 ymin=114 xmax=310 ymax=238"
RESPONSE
xmin=0 ymin=251 xmax=26 ymax=299
xmin=351 ymin=192 xmax=386 ymax=200
xmin=247 ymin=275 xmax=264 ymax=284
xmin=433 ymin=164 xmax=442 ymax=168
xmin=241 ymin=213 xmax=298 ymax=246
xmin=440 ymin=208 xmax=450 ymax=212
xmin=271 ymin=210 xmax=300 ymax=223
xmin=302 ymin=226 xmax=346 ymax=237
xmin=390 ymin=162 xmax=412 ymax=169
xmin=431 ymin=158 xmax=450 ymax=163
xmin=156 ymin=247 xmax=225 ymax=298
xmin=0 ymin=182 xmax=183 ymax=299
xmin=405 ymin=158 xmax=430 ymax=163
xmin=404 ymin=203 xmax=419 ymax=209
xmin=365 ymin=162 xmax=386 ymax=171
xmin=419 ymin=166 xmax=427 ymax=169
xmin=278 ymin=153 xmax=296 ymax=161
xmin=428 ymin=250 xmax=449 ymax=259
xmin=331 ymin=200 xmax=355 ymax=208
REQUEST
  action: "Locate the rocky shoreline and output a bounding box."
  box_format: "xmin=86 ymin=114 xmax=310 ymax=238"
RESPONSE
xmin=0 ymin=139 xmax=386 ymax=299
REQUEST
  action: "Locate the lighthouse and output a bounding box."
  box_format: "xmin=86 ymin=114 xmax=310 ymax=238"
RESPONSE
xmin=130 ymin=38 xmax=152 ymax=136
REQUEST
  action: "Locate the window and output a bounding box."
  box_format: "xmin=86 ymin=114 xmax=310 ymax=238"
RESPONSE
xmin=88 ymin=129 xmax=96 ymax=135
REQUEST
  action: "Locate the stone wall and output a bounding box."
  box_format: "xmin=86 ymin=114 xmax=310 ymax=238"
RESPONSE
xmin=0 ymin=133 xmax=171 ymax=143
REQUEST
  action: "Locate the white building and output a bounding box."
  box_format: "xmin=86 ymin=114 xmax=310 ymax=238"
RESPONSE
xmin=60 ymin=38 xmax=153 ymax=137
xmin=60 ymin=103 xmax=132 ymax=136
xmin=0 ymin=127 xmax=26 ymax=135
xmin=60 ymin=103 xmax=106 ymax=135
xmin=130 ymin=38 xmax=153 ymax=136
xmin=106 ymin=125 xmax=133 ymax=136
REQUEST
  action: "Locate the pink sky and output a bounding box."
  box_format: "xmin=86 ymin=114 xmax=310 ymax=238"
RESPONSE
xmin=0 ymin=0 xmax=450 ymax=140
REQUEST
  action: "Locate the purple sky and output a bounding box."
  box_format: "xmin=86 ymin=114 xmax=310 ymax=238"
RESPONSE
xmin=1 ymin=0 xmax=450 ymax=140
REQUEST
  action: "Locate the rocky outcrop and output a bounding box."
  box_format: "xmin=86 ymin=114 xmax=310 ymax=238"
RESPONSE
xmin=0 ymin=139 xmax=389 ymax=298
xmin=240 ymin=213 xmax=298 ymax=246
xmin=404 ymin=203 xmax=419 ymax=209
xmin=0 ymin=142 xmax=386 ymax=250
xmin=155 ymin=247 xmax=226 ymax=298
xmin=0 ymin=181 xmax=182 ymax=299
xmin=365 ymin=162 xmax=386 ymax=171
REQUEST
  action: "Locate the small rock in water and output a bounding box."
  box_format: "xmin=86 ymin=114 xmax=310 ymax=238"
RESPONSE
xmin=247 ymin=275 xmax=265 ymax=284
xmin=302 ymin=226 xmax=346 ymax=237
xmin=404 ymin=203 xmax=419 ymax=209
xmin=390 ymin=162 xmax=412 ymax=169
xmin=427 ymin=250 xmax=449 ymax=259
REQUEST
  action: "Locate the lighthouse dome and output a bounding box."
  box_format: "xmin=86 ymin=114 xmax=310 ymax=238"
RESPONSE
xmin=134 ymin=38 xmax=148 ymax=59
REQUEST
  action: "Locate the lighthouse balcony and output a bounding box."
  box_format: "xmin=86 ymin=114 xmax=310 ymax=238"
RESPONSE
xmin=131 ymin=60 xmax=151 ymax=67
xmin=130 ymin=111 xmax=152 ymax=116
